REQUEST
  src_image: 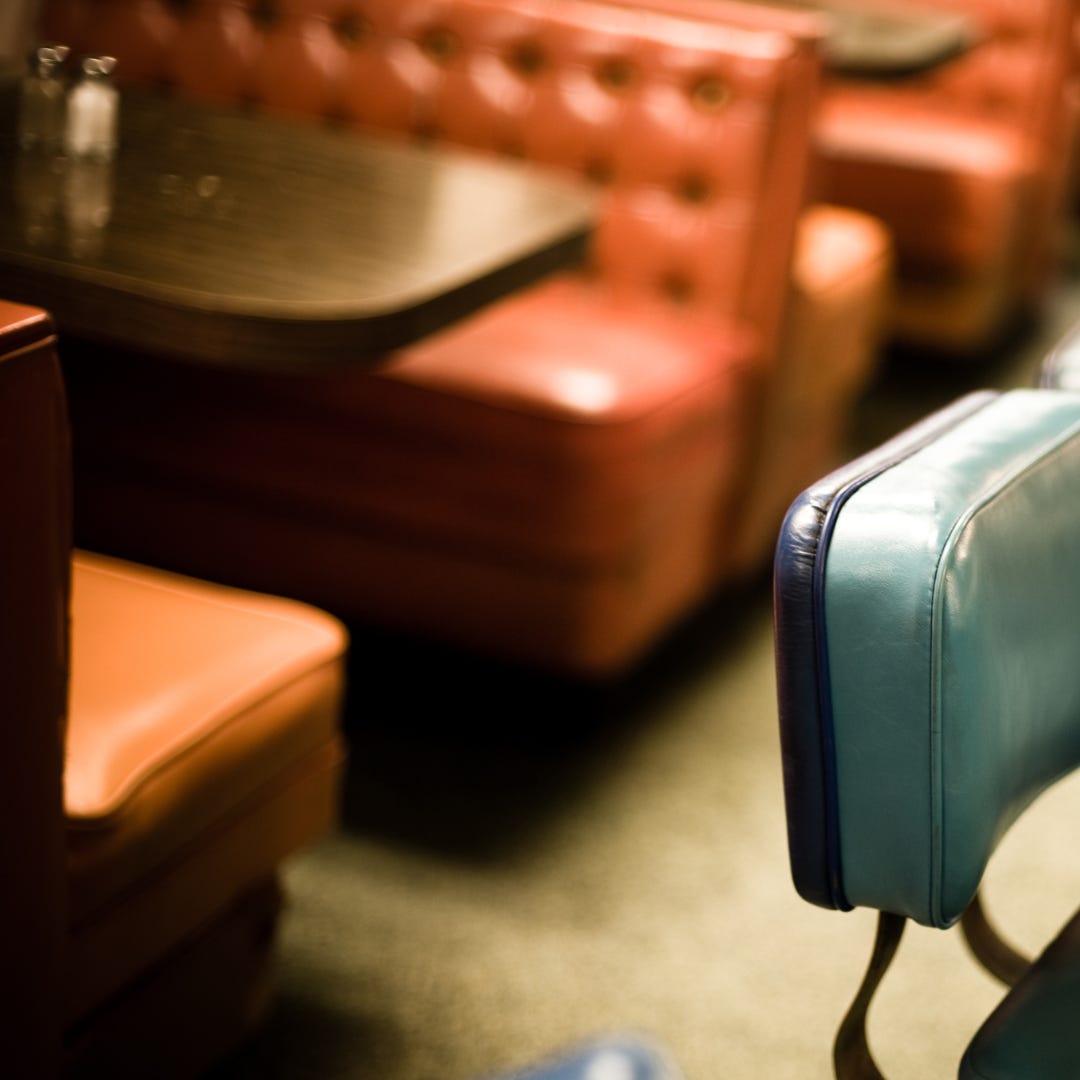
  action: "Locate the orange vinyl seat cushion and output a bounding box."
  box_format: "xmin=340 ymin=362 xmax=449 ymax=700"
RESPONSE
xmin=63 ymin=550 xmax=348 ymax=1024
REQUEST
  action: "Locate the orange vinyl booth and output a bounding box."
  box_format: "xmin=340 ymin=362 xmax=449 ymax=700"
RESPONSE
xmin=0 ymin=301 xmax=349 ymax=1077
xmin=815 ymin=0 xmax=1080 ymax=356
xmin=39 ymin=0 xmax=891 ymax=676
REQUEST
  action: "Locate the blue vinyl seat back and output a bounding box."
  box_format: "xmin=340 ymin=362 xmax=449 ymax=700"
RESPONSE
xmin=775 ymin=389 xmax=1080 ymax=928
xmin=1039 ymin=319 xmax=1080 ymax=390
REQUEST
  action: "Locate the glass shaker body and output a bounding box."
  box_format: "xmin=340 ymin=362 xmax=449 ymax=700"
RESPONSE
xmin=65 ymin=56 xmax=119 ymax=161
xmin=18 ymin=44 xmax=70 ymax=151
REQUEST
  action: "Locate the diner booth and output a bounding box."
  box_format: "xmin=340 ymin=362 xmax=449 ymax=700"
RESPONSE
xmin=3 ymin=0 xmax=1080 ymax=1077
xmin=24 ymin=0 xmax=895 ymax=677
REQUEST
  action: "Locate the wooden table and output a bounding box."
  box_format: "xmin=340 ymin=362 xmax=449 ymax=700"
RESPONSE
xmin=758 ymin=0 xmax=981 ymax=76
xmin=0 ymin=86 xmax=595 ymax=372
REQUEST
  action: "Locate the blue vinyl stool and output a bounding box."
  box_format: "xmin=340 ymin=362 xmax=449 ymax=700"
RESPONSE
xmin=774 ymin=388 xmax=1080 ymax=1079
xmin=487 ymin=1035 xmax=684 ymax=1080
xmin=1038 ymin=318 xmax=1080 ymax=389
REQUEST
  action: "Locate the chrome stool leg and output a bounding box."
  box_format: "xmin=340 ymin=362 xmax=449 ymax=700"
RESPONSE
xmin=960 ymin=890 xmax=1031 ymax=988
xmin=835 ymin=911 xmax=906 ymax=1080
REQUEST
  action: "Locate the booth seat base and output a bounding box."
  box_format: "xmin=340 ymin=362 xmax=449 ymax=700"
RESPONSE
xmin=65 ymin=877 xmax=283 ymax=1080
xmin=818 ymin=93 xmax=1038 ymax=354
xmin=61 ymin=210 xmax=888 ymax=676
xmin=64 ymin=276 xmax=764 ymax=676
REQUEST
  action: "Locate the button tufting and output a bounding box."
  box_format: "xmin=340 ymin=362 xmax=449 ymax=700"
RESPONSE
xmin=584 ymin=158 xmax=614 ymax=185
xmin=660 ymin=273 xmax=694 ymax=302
xmin=507 ymin=40 xmax=546 ymax=77
xmin=981 ymin=83 xmax=1013 ymax=111
xmin=331 ymin=12 xmax=372 ymax=48
xmin=420 ymin=27 xmax=461 ymax=63
xmin=249 ymin=0 xmax=280 ymax=30
xmin=595 ymin=57 xmax=637 ymax=91
xmin=690 ymin=75 xmax=729 ymax=112
xmin=677 ymin=174 xmax=712 ymax=204
xmin=412 ymin=120 xmax=442 ymax=142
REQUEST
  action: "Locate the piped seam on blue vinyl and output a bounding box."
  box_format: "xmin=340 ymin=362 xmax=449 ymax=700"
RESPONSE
xmin=812 ymin=403 xmax=996 ymax=910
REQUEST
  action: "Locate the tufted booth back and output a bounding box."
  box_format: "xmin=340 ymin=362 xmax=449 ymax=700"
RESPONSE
xmin=40 ymin=0 xmax=818 ymax=360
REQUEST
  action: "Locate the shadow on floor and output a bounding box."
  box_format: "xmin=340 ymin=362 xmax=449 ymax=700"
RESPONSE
xmin=335 ymin=567 xmax=774 ymax=865
xmin=206 ymin=989 xmax=401 ymax=1080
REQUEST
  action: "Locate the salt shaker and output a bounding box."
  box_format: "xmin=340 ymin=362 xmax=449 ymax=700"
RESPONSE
xmin=18 ymin=44 xmax=70 ymax=151
xmin=64 ymin=55 xmax=119 ymax=161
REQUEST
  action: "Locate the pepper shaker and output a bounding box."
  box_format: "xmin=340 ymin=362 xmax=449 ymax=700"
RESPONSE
xmin=18 ymin=44 xmax=70 ymax=151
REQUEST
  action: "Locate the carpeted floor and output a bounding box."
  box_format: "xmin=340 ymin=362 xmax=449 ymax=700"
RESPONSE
xmin=210 ymin=245 xmax=1080 ymax=1080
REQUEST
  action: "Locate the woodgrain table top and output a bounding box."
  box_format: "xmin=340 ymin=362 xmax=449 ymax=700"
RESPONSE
xmin=753 ymin=0 xmax=981 ymax=76
xmin=0 ymin=86 xmax=595 ymax=372
xmin=821 ymin=0 xmax=980 ymax=76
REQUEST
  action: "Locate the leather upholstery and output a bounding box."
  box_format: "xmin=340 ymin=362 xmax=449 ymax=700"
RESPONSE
xmin=953 ymin=309 xmax=1080 ymax=1080
xmin=42 ymin=0 xmax=890 ymax=673
xmin=774 ymin=389 xmax=995 ymax=912
xmin=1039 ymin=317 xmax=1080 ymax=390
xmin=960 ymin=906 xmax=1080 ymax=1080
xmin=64 ymin=275 xmax=764 ymax=673
xmin=775 ymin=389 xmax=1080 ymax=927
xmin=65 ymin=550 xmax=346 ymax=1023
xmin=816 ymin=0 xmax=1080 ymax=353
xmin=596 ymin=0 xmax=893 ymax=573
xmin=0 ymin=303 xmax=349 ymax=1076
